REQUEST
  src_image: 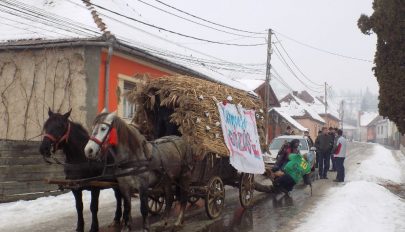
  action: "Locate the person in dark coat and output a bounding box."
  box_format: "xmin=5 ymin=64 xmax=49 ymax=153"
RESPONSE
xmin=329 ymin=127 xmax=337 ymax=172
xmin=314 ymin=130 xmax=322 ymax=168
xmin=315 ymin=127 xmax=333 ymax=179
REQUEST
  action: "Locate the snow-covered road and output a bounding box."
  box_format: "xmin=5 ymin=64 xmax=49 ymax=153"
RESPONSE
xmin=1 ymin=142 xmax=404 ymax=232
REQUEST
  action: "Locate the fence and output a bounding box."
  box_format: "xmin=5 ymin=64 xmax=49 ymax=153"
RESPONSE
xmin=0 ymin=140 xmax=65 ymax=202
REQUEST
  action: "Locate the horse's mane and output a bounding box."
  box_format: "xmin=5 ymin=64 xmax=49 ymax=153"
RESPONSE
xmin=94 ymin=113 xmax=146 ymax=154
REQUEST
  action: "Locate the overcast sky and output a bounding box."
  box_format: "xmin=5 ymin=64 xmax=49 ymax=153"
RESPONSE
xmin=128 ymin=0 xmax=378 ymax=97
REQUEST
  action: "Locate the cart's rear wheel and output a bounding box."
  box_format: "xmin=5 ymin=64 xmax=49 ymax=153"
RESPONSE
xmin=147 ymin=193 xmax=165 ymax=215
xmin=205 ymin=176 xmax=225 ymax=219
xmin=239 ymin=173 xmax=254 ymax=208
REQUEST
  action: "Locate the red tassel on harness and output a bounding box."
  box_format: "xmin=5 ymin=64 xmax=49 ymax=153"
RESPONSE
xmin=108 ymin=128 xmax=118 ymax=146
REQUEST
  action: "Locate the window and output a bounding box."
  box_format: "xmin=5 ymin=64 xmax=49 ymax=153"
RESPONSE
xmin=117 ymin=74 xmax=146 ymax=120
xmin=122 ymin=81 xmax=136 ymax=119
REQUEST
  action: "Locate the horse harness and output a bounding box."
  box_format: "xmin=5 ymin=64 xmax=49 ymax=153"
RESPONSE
xmin=42 ymin=122 xmax=71 ymax=165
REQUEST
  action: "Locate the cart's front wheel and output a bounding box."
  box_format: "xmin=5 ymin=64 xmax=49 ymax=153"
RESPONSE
xmin=239 ymin=173 xmax=254 ymax=208
xmin=147 ymin=193 xmax=165 ymax=215
xmin=205 ymin=176 xmax=225 ymax=219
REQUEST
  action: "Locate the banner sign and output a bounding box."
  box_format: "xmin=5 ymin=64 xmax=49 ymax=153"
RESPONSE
xmin=217 ymin=102 xmax=264 ymax=174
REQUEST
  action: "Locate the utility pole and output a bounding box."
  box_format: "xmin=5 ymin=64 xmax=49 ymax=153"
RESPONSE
xmin=324 ymin=82 xmax=328 ymax=127
xmin=264 ymin=29 xmax=272 ymax=145
xmin=340 ymin=100 xmax=345 ymax=129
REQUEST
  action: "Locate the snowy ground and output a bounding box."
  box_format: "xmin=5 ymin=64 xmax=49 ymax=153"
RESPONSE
xmin=293 ymin=144 xmax=405 ymax=232
xmin=0 ymin=188 xmax=117 ymax=232
xmin=1 ymin=143 xmax=404 ymax=232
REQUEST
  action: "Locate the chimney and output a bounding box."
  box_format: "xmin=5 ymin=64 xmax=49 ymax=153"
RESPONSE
xmin=292 ymin=91 xmax=298 ymax=96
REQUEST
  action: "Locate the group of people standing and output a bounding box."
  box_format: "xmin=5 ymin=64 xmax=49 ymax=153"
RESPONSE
xmin=314 ymin=127 xmax=346 ymax=182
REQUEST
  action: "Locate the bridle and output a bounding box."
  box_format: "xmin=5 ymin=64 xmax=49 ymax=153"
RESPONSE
xmin=89 ymin=122 xmax=116 ymax=153
xmin=42 ymin=122 xmax=71 ymax=165
xmin=43 ymin=122 xmax=71 ymax=153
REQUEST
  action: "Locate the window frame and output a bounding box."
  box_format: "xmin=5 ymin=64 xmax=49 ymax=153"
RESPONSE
xmin=117 ymin=74 xmax=146 ymax=121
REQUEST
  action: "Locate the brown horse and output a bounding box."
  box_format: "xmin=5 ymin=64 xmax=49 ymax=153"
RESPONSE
xmin=84 ymin=112 xmax=194 ymax=231
xmin=39 ymin=109 xmax=124 ymax=232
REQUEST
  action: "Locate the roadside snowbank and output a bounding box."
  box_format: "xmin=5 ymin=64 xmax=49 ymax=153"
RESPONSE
xmin=295 ymin=181 xmax=405 ymax=232
xmin=0 ymin=189 xmax=116 ymax=231
xmin=349 ymin=145 xmax=402 ymax=184
xmin=295 ymin=144 xmax=405 ymax=232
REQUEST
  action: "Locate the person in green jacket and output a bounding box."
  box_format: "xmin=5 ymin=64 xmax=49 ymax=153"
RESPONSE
xmin=271 ymin=153 xmax=311 ymax=193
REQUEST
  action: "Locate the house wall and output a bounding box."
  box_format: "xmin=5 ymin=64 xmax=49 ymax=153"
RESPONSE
xmin=321 ymin=116 xmax=339 ymax=129
xmin=359 ymin=127 xmax=368 ymax=142
xmin=367 ymin=126 xmax=376 ymax=142
xmin=295 ymin=118 xmax=322 ymax=140
xmin=0 ymin=48 xmax=90 ymax=140
xmin=97 ymin=51 xmax=172 ymax=112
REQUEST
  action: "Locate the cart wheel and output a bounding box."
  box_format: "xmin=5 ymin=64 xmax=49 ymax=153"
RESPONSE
xmin=188 ymin=195 xmax=200 ymax=205
xmin=147 ymin=194 xmax=165 ymax=215
xmin=239 ymin=173 xmax=254 ymax=208
xmin=205 ymin=176 xmax=225 ymax=219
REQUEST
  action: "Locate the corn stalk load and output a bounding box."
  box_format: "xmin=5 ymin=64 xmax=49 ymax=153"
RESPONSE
xmin=126 ymin=75 xmax=266 ymax=160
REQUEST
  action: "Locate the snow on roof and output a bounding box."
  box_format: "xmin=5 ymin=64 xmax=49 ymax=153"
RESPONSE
xmin=271 ymin=108 xmax=307 ymax=131
xmin=360 ymin=112 xmax=379 ymax=127
xmin=280 ymin=94 xmax=325 ymax=123
xmin=313 ymin=96 xmax=340 ymax=120
xmin=295 ymin=91 xmax=340 ymax=120
xmin=0 ymin=0 xmax=100 ymax=41
xmin=0 ymin=0 xmax=259 ymax=92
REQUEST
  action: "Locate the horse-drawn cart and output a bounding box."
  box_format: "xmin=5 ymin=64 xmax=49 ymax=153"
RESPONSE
xmin=126 ymin=75 xmax=267 ymax=219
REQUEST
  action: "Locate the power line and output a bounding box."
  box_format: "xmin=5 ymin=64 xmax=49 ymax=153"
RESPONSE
xmin=137 ymin=0 xmax=264 ymax=39
xmin=272 ymin=67 xmax=294 ymax=91
xmin=1 ymin=0 xmax=101 ymax=38
xmin=95 ymin=11 xmax=267 ymax=74
xmin=89 ymin=2 xmax=266 ymax=47
xmin=67 ymin=0 xmax=267 ymax=76
xmin=273 ymin=33 xmax=323 ymax=87
xmin=273 ymin=44 xmax=323 ymax=93
xmin=273 ymin=30 xmax=373 ymax=63
xmin=151 ymin=0 xmax=266 ymax=35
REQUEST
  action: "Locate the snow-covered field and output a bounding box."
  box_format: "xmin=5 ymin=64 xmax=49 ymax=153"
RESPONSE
xmin=295 ymin=144 xmax=405 ymax=232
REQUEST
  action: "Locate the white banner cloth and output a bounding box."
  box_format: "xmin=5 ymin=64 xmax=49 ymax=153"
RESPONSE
xmin=217 ymin=102 xmax=264 ymax=174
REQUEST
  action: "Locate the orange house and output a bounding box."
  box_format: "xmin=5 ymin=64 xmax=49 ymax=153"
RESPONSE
xmin=97 ymin=51 xmax=171 ymax=113
xmin=89 ymin=42 xmax=212 ymax=125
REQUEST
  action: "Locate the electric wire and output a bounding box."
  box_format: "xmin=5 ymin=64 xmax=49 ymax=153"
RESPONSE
xmin=273 ymin=33 xmax=323 ymax=87
xmin=137 ymin=0 xmax=264 ymax=39
xmin=1 ymin=0 xmax=101 ymax=38
xmin=88 ymin=1 xmax=266 ymax=47
xmin=273 ymin=30 xmax=373 ymax=63
xmin=273 ymin=45 xmax=323 ymax=93
xmin=150 ymin=0 xmax=266 ymax=35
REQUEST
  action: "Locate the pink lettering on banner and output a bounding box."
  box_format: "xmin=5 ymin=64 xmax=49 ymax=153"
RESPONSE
xmin=227 ymin=129 xmax=260 ymax=158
